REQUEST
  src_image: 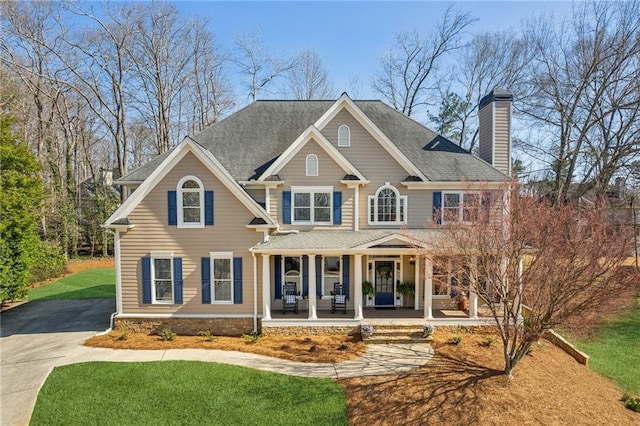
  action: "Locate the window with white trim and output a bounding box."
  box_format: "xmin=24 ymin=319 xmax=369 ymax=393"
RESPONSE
xmin=283 ymin=256 xmax=301 ymax=294
xmin=323 ymin=256 xmax=342 ymax=297
xmin=432 ymin=256 xmax=470 ymax=298
xmin=442 ymin=192 xmax=480 ymax=223
xmin=337 ymin=124 xmax=350 ymax=147
xmin=177 ymin=176 xmax=204 ymax=227
xmin=368 ymin=184 xmax=407 ymax=225
xmin=210 ymin=252 xmax=233 ymax=303
xmin=151 ymin=255 xmax=173 ymax=304
xmin=306 ymin=154 xmax=318 ymax=176
xmin=292 ymin=186 xmax=332 ymax=224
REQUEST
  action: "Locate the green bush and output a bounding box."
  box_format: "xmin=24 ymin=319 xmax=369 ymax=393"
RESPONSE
xmin=622 ymin=394 xmax=640 ymax=412
xmin=451 ymin=335 xmax=463 ymax=345
xmin=28 ymin=241 xmax=67 ymax=284
xmin=158 ymin=328 xmax=176 ymax=341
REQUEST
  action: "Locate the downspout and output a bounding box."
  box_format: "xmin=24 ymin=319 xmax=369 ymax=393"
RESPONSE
xmin=252 ymin=252 xmax=258 ymax=333
xmin=97 ymin=229 xmax=121 ymax=335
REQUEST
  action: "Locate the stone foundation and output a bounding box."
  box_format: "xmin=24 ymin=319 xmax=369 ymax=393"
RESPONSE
xmin=262 ymin=325 xmax=360 ymax=337
xmin=115 ymin=317 xmax=256 ymax=336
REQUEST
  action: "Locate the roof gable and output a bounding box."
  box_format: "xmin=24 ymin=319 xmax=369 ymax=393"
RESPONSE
xmin=257 ymin=125 xmax=366 ymax=181
xmin=314 ymin=94 xmax=428 ymax=181
xmin=104 ymin=138 xmax=275 ymax=227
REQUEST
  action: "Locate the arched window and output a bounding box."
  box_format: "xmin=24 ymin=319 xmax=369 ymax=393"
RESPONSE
xmin=177 ymin=176 xmax=204 ymax=227
xmin=306 ymin=154 xmax=318 ymax=176
xmin=368 ymin=184 xmax=407 ymax=225
xmin=337 ymin=125 xmax=350 ymax=147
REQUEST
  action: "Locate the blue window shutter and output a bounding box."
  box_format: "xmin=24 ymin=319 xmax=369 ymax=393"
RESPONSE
xmin=342 ymin=255 xmax=350 ymax=299
xmin=142 ymin=257 xmax=152 ymax=304
xmin=201 ymin=257 xmax=211 ymax=304
xmin=283 ymin=191 xmax=291 ymax=224
xmin=173 ymin=257 xmax=183 ymax=304
xmin=302 ymin=255 xmax=309 ymax=297
xmin=433 ymin=191 xmax=442 ymax=225
xmin=333 ymin=191 xmax=342 ymax=225
xmin=168 ymin=191 xmax=177 ymax=225
xmin=315 ymin=256 xmax=322 ymax=298
xmin=274 ymin=255 xmax=282 ymax=299
xmin=233 ymin=257 xmax=243 ymax=304
xmin=204 ymin=190 xmax=214 ymax=225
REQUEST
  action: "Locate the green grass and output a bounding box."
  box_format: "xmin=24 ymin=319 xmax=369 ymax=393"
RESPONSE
xmin=28 ymin=268 xmax=115 ymax=301
xmin=31 ymin=361 xmax=347 ymax=426
xmin=576 ymin=296 xmax=640 ymax=394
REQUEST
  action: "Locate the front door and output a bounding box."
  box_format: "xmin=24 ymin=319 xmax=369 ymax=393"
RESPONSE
xmin=374 ymin=261 xmax=395 ymax=306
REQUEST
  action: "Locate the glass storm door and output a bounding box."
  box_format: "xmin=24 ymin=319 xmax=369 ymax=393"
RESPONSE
xmin=374 ymin=261 xmax=395 ymax=306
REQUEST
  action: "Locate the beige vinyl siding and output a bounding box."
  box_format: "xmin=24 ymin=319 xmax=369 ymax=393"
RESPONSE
xmin=119 ymin=152 xmax=264 ymax=315
xmin=493 ymin=100 xmax=511 ymax=175
xmin=270 ymin=138 xmax=353 ymax=230
xmin=322 ymin=109 xmax=416 ymax=229
xmin=478 ymin=103 xmax=494 ymax=167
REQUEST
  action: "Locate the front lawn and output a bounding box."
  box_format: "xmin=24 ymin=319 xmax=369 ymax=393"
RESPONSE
xmin=576 ymin=294 xmax=640 ymax=394
xmin=31 ymin=361 xmax=347 ymax=426
xmin=28 ymin=268 xmax=115 ymax=301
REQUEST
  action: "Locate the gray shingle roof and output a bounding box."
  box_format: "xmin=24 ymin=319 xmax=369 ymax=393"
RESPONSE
xmin=118 ymin=99 xmax=506 ymax=183
xmin=252 ymin=229 xmax=446 ymax=251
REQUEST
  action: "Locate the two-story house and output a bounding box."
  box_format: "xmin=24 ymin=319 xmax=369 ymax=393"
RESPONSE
xmin=104 ymin=90 xmax=512 ymax=335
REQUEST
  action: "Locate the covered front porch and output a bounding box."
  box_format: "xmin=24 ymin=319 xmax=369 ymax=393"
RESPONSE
xmin=252 ymin=229 xmax=489 ymax=327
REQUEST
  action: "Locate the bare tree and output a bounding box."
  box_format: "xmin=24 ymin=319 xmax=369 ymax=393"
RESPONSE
xmin=372 ymin=6 xmax=475 ymax=117
xmin=233 ymin=31 xmax=296 ymax=101
xmin=519 ymin=1 xmax=640 ymax=204
xmin=414 ymin=183 xmax=638 ymax=377
xmin=283 ymin=49 xmax=336 ymax=100
xmin=430 ymin=31 xmax=530 ymax=150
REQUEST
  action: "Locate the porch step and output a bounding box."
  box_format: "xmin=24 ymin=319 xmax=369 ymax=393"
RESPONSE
xmin=362 ymin=326 xmax=428 ymax=344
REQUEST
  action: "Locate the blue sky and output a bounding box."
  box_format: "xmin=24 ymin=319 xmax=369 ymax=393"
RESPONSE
xmin=174 ymin=1 xmax=573 ymax=98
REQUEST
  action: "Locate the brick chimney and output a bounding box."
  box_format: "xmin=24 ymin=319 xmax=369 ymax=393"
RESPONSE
xmin=478 ymin=88 xmax=513 ymax=175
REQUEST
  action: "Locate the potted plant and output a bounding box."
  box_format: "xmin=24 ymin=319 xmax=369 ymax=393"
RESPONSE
xmin=423 ymin=323 xmax=435 ymax=340
xmin=396 ymin=281 xmax=415 ymax=308
xmin=362 ymin=280 xmax=375 ymax=307
xmin=361 ymin=323 xmax=374 ymax=338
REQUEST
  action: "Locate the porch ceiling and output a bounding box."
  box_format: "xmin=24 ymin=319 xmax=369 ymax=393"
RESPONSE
xmin=251 ymin=229 xmax=445 ymax=252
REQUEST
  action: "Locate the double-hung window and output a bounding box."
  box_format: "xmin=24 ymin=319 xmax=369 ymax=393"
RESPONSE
xmin=291 ymin=186 xmax=332 ymax=224
xmin=442 ymin=192 xmax=480 ymax=223
xmin=368 ymin=184 xmax=407 ymax=225
xmin=177 ymin=176 xmax=204 ymax=227
xmin=323 ymin=256 xmax=342 ymax=297
xmin=210 ymin=252 xmax=233 ymax=303
xmin=151 ymin=254 xmax=173 ymax=303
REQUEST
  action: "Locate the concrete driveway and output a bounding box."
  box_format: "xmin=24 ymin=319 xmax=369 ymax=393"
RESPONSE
xmin=0 ymin=298 xmax=115 ymax=426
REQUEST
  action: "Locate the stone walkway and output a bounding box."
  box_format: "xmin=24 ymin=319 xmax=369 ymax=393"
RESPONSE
xmin=60 ymin=342 xmax=434 ymax=378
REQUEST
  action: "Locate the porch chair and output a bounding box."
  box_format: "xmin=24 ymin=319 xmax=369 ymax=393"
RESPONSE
xmin=331 ymin=282 xmax=348 ymax=314
xmin=282 ymin=282 xmax=299 ymax=314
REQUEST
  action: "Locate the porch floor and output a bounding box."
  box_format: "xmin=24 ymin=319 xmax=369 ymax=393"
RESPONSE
xmin=267 ymin=307 xmax=495 ymax=326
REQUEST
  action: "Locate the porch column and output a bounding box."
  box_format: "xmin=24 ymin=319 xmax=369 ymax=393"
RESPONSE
xmin=424 ymin=257 xmax=433 ymax=319
xmin=261 ymin=254 xmax=271 ymax=320
xmin=414 ymin=255 xmax=420 ymax=310
xmin=469 ymin=292 xmax=478 ymax=318
xmin=353 ymin=254 xmax=363 ymax=320
xmin=308 ymin=254 xmax=318 ymax=319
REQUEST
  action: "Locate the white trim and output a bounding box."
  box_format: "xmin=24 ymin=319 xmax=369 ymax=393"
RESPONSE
xmin=177 ymin=175 xmax=204 ymax=228
xmin=354 ymin=233 xmax=427 ymax=250
xmin=440 ymin=191 xmax=481 ymax=224
xmin=114 ymin=231 xmax=123 ymax=315
xmin=314 ymin=93 xmax=427 ymax=181
xmin=104 ymin=137 xmax=274 ymax=227
xmin=401 ymin=181 xmax=505 ymax=190
xmin=491 ymin=102 xmax=496 ymax=168
xmin=257 ymin=125 xmax=366 ymax=181
xmin=367 ymin=184 xmax=407 ymax=225
xmin=354 ymin=186 xmax=359 ymax=231
xmin=209 ymin=251 xmax=234 ymax=304
xmin=116 ymin=313 xmax=256 ymax=319
xmin=150 ymin=254 xmax=174 ymax=304
xmin=290 ymin=186 xmax=333 ymax=225
xmin=321 ymin=255 xmax=342 ymax=298
xmin=305 ymin=153 xmax=319 ymax=176
xmin=337 ymin=124 xmax=351 ymax=147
